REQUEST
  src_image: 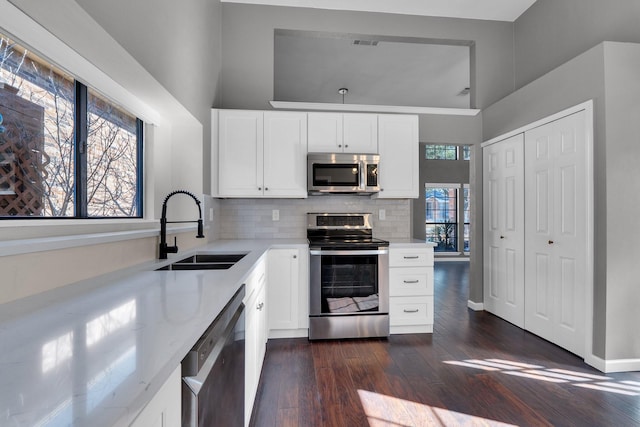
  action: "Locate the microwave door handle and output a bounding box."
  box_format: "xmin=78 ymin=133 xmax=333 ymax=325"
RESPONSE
xmin=359 ymin=160 xmax=366 ymax=191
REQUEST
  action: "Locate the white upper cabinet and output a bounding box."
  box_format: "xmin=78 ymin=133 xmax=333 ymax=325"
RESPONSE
xmin=263 ymin=112 xmax=308 ymax=197
xmin=218 ymin=110 xmax=264 ymax=197
xmin=375 ymin=114 xmax=419 ymax=198
xmin=307 ymin=112 xmax=342 ymax=152
xmin=308 ymin=112 xmax=378 ymax=153
xmin=216 ymin=110 xmax=307 ymax=198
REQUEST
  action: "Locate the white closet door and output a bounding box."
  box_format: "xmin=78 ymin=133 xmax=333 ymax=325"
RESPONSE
xmin=483 ymin=134 xmax=525 ymax=328
xmin=524 ymin=110 xmax=587 ymax=357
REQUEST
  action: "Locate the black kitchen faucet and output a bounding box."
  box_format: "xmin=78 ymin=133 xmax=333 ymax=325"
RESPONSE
xmin=159 ymin=190 xmax=205 ymax=259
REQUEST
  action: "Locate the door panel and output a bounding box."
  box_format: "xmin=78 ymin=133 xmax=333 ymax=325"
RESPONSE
xmin=483 ymin=133 xmax=524 ymax=328
xmin=524 ymin=110 xmax=587 ymax=357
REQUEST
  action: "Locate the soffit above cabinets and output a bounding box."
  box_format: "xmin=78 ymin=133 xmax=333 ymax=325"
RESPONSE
xmin=219 ymin=0 xmax=538 ymax=22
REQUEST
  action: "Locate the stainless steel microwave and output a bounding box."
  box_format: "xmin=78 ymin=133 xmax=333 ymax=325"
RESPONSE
xmin=307 ymin=153 xmax=380 ymax=194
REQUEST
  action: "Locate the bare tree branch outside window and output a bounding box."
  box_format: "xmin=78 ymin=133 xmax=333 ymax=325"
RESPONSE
xmin=0 ymin=34 xmax=140 ymax=217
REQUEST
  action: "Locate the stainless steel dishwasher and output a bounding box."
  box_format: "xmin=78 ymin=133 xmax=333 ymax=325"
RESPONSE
xmin=182 ymin=285 xmax=245 ymax=427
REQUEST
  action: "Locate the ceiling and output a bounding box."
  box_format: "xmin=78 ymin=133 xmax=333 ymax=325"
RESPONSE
xmin=220 ymin=0 xmax=538 ymax=22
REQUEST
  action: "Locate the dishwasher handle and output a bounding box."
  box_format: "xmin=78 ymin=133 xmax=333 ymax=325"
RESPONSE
xmin=182 ymin=303 xmax=244 ymax=396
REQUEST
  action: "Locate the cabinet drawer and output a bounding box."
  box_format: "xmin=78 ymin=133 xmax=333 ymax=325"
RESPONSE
xmin=389 ymin=248 xmax=433 ymax=267
xmin=390 ymin=296 xmax=433 ymax=326
xmin=389 ymin=267 xmax=433 ymax=296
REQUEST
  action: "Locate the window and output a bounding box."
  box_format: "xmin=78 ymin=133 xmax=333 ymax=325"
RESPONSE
xmin=425 ymin=186 xmax=458 ymax=252
xmin=0 ymin=33 xmax=142 ymax=218
xmin=424 ymin=144 xmax=472 ymax=161
xmin=425 ymin=144 xmax=458 ymax=160
xmin=425 ymin=183 xmax=471 ymax=254
xmin=463 ymin=185 xmax=470 ymax=253
xmin=462 ymin=145 xmax=471 ymax=160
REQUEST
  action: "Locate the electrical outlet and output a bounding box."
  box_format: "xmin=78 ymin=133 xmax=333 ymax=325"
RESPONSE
xmin=379 ymin=209 xmax=386 ymax=220
xmin=209 ymin=208 xmax=214 ymax=221
xmin=272 ymin=209 xmax=280 ymax=221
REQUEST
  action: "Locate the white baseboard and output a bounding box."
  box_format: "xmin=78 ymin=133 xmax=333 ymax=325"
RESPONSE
xmin=390 ymin=324 xmax=433 ymax=335
xmin=585 ymin=354 xmax=640 ymax=373
xmin=268 ymin=329 xmax=308 ymax=339
xmin=467 ymin=300 xmax=484 ymax=311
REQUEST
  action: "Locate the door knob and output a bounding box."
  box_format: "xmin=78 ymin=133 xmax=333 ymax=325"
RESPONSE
xmin=548 ymin=240 xmax=554 ymax=245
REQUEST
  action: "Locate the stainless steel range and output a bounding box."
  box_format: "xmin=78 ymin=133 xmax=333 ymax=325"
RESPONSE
xmin=307 ymin=213 xmax=389 ymax=340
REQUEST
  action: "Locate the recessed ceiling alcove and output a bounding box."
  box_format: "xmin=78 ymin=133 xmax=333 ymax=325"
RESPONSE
xmin=273 ymin=29 xmax=473 ymax=110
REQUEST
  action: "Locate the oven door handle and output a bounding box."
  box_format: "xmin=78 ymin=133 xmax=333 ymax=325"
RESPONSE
xmin=309 ymin=249 xmax=389 ymax=256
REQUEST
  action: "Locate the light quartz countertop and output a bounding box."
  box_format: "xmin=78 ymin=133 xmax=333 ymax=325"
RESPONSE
xmin=0 ymin=239 xmax=307 ymax=427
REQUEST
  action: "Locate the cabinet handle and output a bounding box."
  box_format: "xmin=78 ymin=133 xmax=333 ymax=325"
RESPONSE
xmin=257 ymin=302 xmax=264 ymax=311
xmin=345 ymin=144 xmax=349 ymax=148
xmin=403 ymin=309 xmax=419 ymax=313
xmin=258 ymin=187 xmax=262 ymax=191
xmin=265 ymin=187 xmax=269 ymax=191
xmin=500 ymin=235 xmax=505 ymax=239
xmin=548 ymin=240 xmax=554 ymax=245
xmin=293 ymin=255 xmax=297 ymax=259
xmin=338 ymin=144 xmax=342 ymax=148
xmin=403 ymin=280 xmax=419 ymax=284
xmin=403 ymin=256 xmax=419 ymax=259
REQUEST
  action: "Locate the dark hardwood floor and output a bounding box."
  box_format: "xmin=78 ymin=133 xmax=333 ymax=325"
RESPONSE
xmin=250 ymin=262 xmax=640 ymax=427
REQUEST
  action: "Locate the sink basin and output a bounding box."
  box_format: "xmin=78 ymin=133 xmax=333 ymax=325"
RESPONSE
xmin=156 ymin=252 xmax=248 ymax=271
xmin=175 ymin=253 xmax=247 ymax=264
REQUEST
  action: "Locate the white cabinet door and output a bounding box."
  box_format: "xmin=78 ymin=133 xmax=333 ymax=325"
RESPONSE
xmin=267 ymin=248 xmax=300 ymax=331
xmin=218 ymin=110 xmax=264 ymax=197
xmin=244 ymin=260 xmax=267 ymax=427
xmin=130 ymin=365 xmax=181 ymax=427
xmin=307 ymin=112 xmax=343 ymax=152
xmin=376 ymin=114 xmax=419 ymax=198
xmin=483 ymin=134 xmax=525 ymax=328
xmin=308 ymin=113 xmax=378 ymax=153
xmin=524 ymin=110 xmax=587 ymax=357
xmin=343 ymin=114 xmax=378 ymax=153
xmin=263 ymin=112 xmax=308 ymax=197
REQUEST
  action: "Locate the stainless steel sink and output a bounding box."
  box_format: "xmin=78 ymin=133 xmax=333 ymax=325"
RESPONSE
xmin=156 ymin=252 xmax=248 ymax=271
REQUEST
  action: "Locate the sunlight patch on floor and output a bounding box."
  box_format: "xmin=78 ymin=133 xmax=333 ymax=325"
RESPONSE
xmin=357 ymin=389 xmax=518 ymax=427
xmin=443 ymin=358 xmax=640 ymax=396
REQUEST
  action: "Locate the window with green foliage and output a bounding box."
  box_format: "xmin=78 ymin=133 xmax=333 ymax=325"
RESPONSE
xmin=425 ymin=144 xmax=458 ymax=160
xmin=0 ymin=33 xmax=143 ymax=218
xmin=425 ymin=183 xmax=471 ymax=254
xmin=424 ymin=144 xmax=472 ymax=161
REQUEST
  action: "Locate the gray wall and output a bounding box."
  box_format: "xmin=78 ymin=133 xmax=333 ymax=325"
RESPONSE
xmin=75 ymin=0 xmax=223 ymax=195
xmin=482 ymin=43 xmax=607 ymax=358
xmin=600 ymin=43 xmax=640 ymax=361
xmin=487 ymin=0 xmax=640 ymax=361
xmin=514 ymin=0 xmax=640 ymax=89
xmin=483 ymin=40 xmax=640 ymax=362
xmin=220 ymin=3 xmax=515 ymax=110
xmin=220 ymin=3 xmax=495 ymax=247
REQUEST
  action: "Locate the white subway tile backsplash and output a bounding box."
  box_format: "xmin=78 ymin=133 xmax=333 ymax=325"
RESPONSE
xmin=219 ymin=197 xmax=412 ymax=240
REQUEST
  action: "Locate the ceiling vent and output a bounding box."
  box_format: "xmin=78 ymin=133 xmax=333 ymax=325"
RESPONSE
xmin=352 ymin=40 xmax=379 ymax=47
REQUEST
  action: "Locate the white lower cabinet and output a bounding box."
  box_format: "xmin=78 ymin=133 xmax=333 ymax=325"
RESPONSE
xmin=267 ymin=247 xmax=309 ymax=338
xmin=389 ymin=245 xmax=434 ymax=334
xmin=244 ymin=257 xmax=267 ymax=427
xmin=129 ymin=365 xmax=181 ymax=427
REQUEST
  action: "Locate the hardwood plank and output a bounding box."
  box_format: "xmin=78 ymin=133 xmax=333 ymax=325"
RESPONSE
xmin=251 ymin=262 xmax=640 ymax=427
